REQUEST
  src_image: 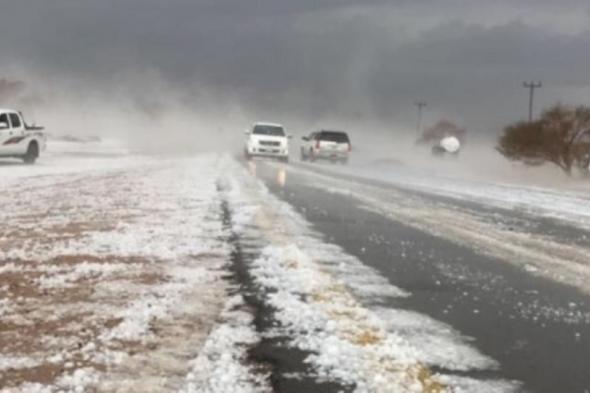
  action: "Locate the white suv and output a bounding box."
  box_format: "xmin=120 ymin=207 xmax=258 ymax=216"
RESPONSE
xmin=300 ymin=130 xmax=351 ymax=164
xmin=244 ymin=122 xmax=290 ymax=162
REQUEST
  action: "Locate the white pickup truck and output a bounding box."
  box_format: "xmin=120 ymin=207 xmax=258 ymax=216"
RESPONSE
xmin=0 ymin=109 xmax=46 ymax=164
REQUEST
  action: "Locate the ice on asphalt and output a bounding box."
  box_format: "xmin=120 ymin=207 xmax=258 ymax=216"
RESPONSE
xmin=326 ymin=160 xmax=590 ymax=231
xmin=223 ymin=160 xmax=521 ymax=393
xmin=283 ymin=162 xmax=590 ymax=298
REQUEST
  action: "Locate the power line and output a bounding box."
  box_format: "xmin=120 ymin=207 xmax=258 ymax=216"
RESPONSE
xmin=523 ymin=81 xmax=542 ymax=122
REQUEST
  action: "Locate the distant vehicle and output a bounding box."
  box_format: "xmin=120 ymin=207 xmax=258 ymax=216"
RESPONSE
xmin=300 ymin=130 xmax=351 ymax=164
xmin=432 ymin=135 xmax=461 ymax=156
xmin=0 ymin=109 xmax=46 ymax=164
xmin=244 ymin=122 xmax=290 ymax=162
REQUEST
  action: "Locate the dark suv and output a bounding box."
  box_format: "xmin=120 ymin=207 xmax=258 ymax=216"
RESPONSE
xmin=300 ymin=130 xmax=351 ymax=164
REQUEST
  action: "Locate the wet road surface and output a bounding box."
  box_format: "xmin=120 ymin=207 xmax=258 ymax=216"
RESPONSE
xmin=251 ymin=160 xmax=590 ymax=393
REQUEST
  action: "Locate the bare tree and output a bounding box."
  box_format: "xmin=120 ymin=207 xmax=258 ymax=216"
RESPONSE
xmin=498 ymin=104 xmax=590 ymax=175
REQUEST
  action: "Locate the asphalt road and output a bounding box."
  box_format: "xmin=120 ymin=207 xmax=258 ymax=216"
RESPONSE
xmin=250 ymin=159 xmax=590 ymax=393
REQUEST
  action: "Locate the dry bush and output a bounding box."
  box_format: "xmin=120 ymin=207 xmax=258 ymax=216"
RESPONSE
xmin=498 ymin=104 xmax=590 ymax=175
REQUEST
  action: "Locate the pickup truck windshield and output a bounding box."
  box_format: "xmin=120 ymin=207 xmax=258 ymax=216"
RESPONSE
xmin=253 ymin=125 xmax=285 ymax=136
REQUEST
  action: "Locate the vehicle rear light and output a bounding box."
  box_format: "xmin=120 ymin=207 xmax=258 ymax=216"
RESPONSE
xmin=316 ymin=140 xmax=320 ymax=149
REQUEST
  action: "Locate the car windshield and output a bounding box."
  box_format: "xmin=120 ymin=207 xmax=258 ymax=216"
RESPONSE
xmin=253 ymin=125 xmax=285 ymax=136
xmin=319 ymin=131 xmax=350 ymax=143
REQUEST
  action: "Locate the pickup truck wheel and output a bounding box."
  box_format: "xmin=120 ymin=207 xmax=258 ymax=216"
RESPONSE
xmin=23 ymin=142 xmax=39 ymax=164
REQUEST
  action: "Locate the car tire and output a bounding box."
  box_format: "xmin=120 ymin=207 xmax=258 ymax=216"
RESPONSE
xmin=23 ymin=142 xmax=39 ymax=164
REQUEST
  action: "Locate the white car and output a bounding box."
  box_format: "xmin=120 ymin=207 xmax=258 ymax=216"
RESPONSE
xmin=0 ymin=109 xmax=46 ymax=164
xmin=244 ymin=122 xmax=290 ymax=162
xmin=431 ymin=136 xmax=461 ymax=156
xmin=300 ymin=130 xmax=351 ymax=164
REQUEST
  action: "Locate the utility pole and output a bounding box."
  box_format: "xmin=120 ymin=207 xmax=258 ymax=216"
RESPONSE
xmin=523 ymin=81 xmax=542 ymax=122
xmin=414 ymin=101 xmax=427 ymax=138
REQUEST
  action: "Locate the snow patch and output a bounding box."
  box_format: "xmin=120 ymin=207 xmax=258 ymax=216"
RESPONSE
xmin=180 ymin=296 xmax=271 ymax=393
xmin=0 ymin=356 xmax=41 ymax=372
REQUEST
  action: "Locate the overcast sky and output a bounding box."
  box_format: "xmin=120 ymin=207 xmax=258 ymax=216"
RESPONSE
xmin=1 ymin=0 xmax=590 ymax=135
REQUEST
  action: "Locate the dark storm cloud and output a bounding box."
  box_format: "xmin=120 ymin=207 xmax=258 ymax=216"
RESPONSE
xmin=1 ymin=0 xmax=590 ymax=134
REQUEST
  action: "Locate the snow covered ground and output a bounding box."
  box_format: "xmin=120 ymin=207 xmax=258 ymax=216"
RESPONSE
xmin=1 ymin=141 xmax=537 ymax=392
xmin=318 ymin=159 xmax=590 ymax=232
xmin=0 ymin=143 xmax=265 ymax=392
xmin=0 ymin=138 xmax=142 ymax=190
